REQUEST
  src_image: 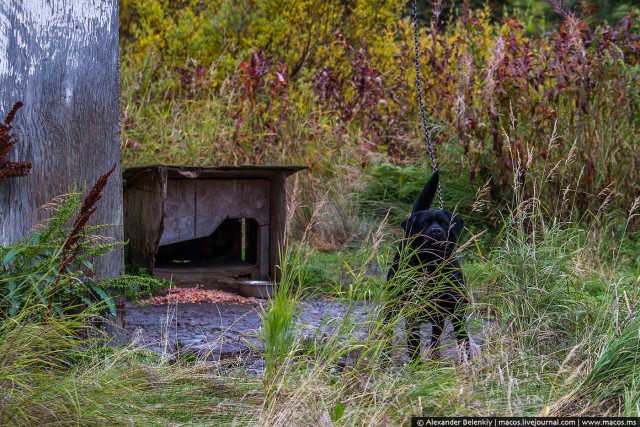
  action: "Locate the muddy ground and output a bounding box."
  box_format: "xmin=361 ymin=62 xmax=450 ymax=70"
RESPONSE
xmin=123 ymin=292 xmax=487 ymax=373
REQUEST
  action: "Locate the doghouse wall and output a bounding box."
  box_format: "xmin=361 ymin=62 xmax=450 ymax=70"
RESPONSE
xmin=123 ymin=168 xmax=167 ymax=273
xmin=161 ymin=179 xmax=270 ymax=245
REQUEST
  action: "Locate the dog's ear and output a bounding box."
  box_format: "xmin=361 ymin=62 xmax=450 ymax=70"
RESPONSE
xmin=412 ymin=170 xmax=439 ymax=213
xmin=449 ymin=213 xmax=465 ymax=241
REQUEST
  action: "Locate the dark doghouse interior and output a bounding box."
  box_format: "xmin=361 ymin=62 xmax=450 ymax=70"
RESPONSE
xmin=154 ymin=218 xmax=258 ymax=267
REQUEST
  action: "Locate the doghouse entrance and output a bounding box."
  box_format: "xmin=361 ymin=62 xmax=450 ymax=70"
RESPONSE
xmin=154 ymin=218 xmax=264 ymax=289
xmin=154 ymin=218 xmax=262 ymax=282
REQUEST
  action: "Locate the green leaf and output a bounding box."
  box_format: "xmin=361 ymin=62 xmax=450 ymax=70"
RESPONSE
xmin=91 ymin=284 xmax=116 ymax=316
xmin=2 ymin=249 xmax=19 ymax=266
xmin=7 ymin=279 xmax=17 ymax=294
xmin=31 ymin=232 xmax=41 ymax=245
xmin=34 ymin=284 xmax=49 ymax=306
xmin=83 ymin=260 xmax=94 ymax=272
xmin=331 ymin=402 xmax=345 ymax=422
xmin=8 ymin=279 xmax=20 ymax=316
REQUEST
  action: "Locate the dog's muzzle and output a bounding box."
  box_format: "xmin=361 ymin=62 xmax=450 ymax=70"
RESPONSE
xmin=420 ymin=227 xmax=448 ymax=245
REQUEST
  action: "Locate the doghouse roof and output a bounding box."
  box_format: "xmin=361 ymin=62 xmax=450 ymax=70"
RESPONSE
xmin=123 ymin=165 xmax=306 ymax=186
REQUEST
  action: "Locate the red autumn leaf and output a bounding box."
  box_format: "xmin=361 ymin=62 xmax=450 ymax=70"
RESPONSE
xmin=140 ymin=287 xmax=259 ymax=305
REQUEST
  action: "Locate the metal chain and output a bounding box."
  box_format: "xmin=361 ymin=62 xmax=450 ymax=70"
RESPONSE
xmin=412 ymin=0 xmax=443 ymax=210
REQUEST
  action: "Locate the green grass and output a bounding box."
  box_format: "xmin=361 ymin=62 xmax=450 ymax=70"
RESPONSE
xmin=250 ymin=157 xmax=640 ymax=422
xmin=4 ymin=0 xmax=640 ymax=422
xmin=3 ymin=142 xmax=639 ymax=423
xmin=2 ymin=191 xmax=639 ymax=424
xmin=583 ymin=315 xmax=640 ymax=414
xmin=0 ymin=304 xmax=263 ymax=426
xmin=8 ymin=66 xmax=640 ymax=422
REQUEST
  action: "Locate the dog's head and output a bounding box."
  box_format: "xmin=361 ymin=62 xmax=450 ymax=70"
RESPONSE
xmin=401 ymin=171 xmax=464 ymax=259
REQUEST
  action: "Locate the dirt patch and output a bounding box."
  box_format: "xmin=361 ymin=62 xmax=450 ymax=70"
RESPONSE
xmin=123 ymin=288 xmax=487 ymax=372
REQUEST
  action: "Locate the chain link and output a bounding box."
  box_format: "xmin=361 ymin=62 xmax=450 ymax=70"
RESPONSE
xmin=412 ymin=0 xmax=443 ymax=210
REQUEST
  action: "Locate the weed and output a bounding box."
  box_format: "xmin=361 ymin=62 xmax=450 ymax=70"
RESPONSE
xmin=0 ymin=101 xmax=31 ymax=180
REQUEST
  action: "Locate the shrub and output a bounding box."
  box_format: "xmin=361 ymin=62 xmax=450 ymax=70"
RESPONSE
xmin=0 ymin=180 xmax=165 ymax=319
xmin=121 ymin=2 xmax=640 ymax=231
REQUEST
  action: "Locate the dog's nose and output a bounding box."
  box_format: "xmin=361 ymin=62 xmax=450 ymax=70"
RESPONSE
xmin=427 ymin=227 xmax=444 ymax=238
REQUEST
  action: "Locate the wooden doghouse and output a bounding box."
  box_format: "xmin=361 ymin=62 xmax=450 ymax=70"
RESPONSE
xmin=123 ymin=165 xmax=304 ymax=285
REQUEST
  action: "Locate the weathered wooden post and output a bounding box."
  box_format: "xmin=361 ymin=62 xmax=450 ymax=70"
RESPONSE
xmin=0 ymin=2 xmax=123 ymax=277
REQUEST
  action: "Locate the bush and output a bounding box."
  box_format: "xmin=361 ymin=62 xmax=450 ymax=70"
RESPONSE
xmin=0 ymin=183 xmax=166 ymax=320
xmin=121 ymin=2 xmax=640 ymax=232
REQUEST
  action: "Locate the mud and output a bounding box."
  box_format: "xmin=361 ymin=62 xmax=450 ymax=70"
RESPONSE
xmin=123 ymin=295 xmax=486 ymax=372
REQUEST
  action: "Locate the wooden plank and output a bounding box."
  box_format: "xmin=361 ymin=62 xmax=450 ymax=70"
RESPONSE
xmin=0 ymin=1 xmax=122 ymax=278
xmin=123 ymin=169 xmax=166 ymax=272
xmin=269 ymin=173 xmax=288 ymax=281
xmin=258 ymin=225 xmax=270 ymax=279
xmin=154 ymin=264 xmax=258 ymax=286
xmin=161 ymin=179 xmax=196 ymax=245
xmin=194 ymin=179 xmax=270 ymax=238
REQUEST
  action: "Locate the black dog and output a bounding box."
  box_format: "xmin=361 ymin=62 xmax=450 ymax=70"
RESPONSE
xmin=385 ymin=171 xmax=468 ymax=361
